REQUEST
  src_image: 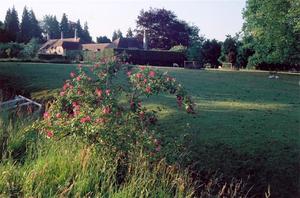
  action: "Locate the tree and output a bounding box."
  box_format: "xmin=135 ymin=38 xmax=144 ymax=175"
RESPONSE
xmin=4 ymin=7 xmax=20 ymax=42
xmin=243 ymin=0 xmax=300 ymax=66
xmin=117 ymin=29 xmax=123 ymax=39
xmin=200 ymin=39 xmax=222 ymax=67
xmin=60 ymin=13 xmax=70 ymax=37
xmin=75 ymin=20 xmax=84 ymax=38
xmin=41 ymin=15 xmax=60 ymax=39
xmin=219 ymin=35 xmax=238 ymax=65
xmin=20 ymin=6 xmax=32 ymax=43
xmin=135 ymin=8 xmax=193 ymax=50
xmin=126 ymin=28 xmax=133 ymax=38
xmin=29 ymin=9 xmax=42 ymax=41
xmin=0 ymin=20 xmax=10 ymax=43
xmin=81 ymin=22 xmax=92 ymax=43
xmin=96 ymin=36 xmax=111 ymax=43
xmin=112 ymin=30 xmax=118 ymax=41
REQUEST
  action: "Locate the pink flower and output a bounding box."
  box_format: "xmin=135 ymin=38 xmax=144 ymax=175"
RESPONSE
xmin=105 ymin=89 xmax=111 ymax=96
xmin=166 ymin=76 xmax=171 ymax=81
xmin=140 ymin=66 xmax=145 ymax=70
xmin=63 ymin=83 xmax=69 ymax=91
xmin=43 ymin=112 xmax=50 ymax=119
xmin=138 ymin=101 xmax=142 ymax=107
xmin=72 ymin=101 xmax=79 ymax=107
xmin=145 ymin=86 xmax=151 ymax=94
xmin=60 ymin=91 xmax=65 ymax=96
xmin=153 ymin=138 xmax=160 ymax=145
xmin=143 ymin=78 xmax=147 ymax=83
xmin=78 ymin=64 xmax=82 ymax=69
xmin=95 ymin=88 xmax=103 ymax=97
xmin=139 ymin=111 xmax=145 ymax=119
xmin=76 ymin=76 xmax=81 ymax=81
xmin=130 ymin=100 xmax=135 ymax=109
xmin=149 ymin=71 xmax=156 ymax=78
xmin=177 ymin=96 xmax=183 ymax=108
xmin=80 ymin=116 xmax=91 ymax=123
xmin=56 ymin=113 xmax=61 ymax=118
xmin=95 ymin=118 xmax=106 ymax=124
xmin=102 ymin=106 xmax=111 ymax=114
xmin=70 ymin=72 xmax=76 ymax=78
xmin=46 ymin=130 xmax=53 ymax=138
xmin=155 ymin=145 xmax=161 ymax=152
xmin=127 ymin=71 xmax=132 ymax=76
xmin=77 ymin=90 xmax=83 ymax=95
xmin=136 ymin=73 xmax=143 ymax=79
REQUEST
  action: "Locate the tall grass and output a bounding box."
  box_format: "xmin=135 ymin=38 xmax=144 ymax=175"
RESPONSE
xmin=0 ymin=116 xmax=255 ymax=197
xmin=0 ymin=114 xmax=196 ymax=197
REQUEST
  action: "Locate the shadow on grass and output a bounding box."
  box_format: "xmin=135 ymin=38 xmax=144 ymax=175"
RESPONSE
xmin=145 ymin=94 xmax=300 ymax=198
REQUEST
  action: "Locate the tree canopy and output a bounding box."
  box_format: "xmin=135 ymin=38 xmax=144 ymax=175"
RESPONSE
xmin=135 ymin=8 xmax=197 ymax=50
xmin=4 ymin=7 xmax=20 ymax=42
xmin=96 ymin=36 xmax=111 ymax=43
xmin=243 ymin=0 xmax=300 ymax=66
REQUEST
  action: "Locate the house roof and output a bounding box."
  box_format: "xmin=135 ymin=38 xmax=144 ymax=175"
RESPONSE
xmin=39 ymin=38 xmax=81 ymax=51
xmin=81 ymin=43 xmax=113 ymax=51
xmin=112 ymin=38 xmax=142 ymax=49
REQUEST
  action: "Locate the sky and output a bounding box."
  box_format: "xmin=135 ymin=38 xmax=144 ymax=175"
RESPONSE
xmin=0 ymin=0 xmax=247 ymax=42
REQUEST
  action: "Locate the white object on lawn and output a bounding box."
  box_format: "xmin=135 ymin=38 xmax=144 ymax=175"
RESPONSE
xmin=0 ymin=95 xmax=42 ymax=113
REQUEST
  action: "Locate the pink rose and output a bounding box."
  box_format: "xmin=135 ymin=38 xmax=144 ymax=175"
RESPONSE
xmin=80 ymin=116 xmax=91 ymax=123
xmin=70 ymin=72 xmax=76 ymax=78
xmin=95 ymin=88 xmax=103 ymax=97
xmin=43 ymin=112 xmax=50 ymax=119
xmin=56 ymin=113 xmax=61 ymax=118
xmin=46 ymin=130 xmax=53 ymax=138
xmin=102 ymin=106 xmax=111 ymax=114
xmin=149 ymin=71 xmax=156 ymax=78
xmin=145 ymin=86 xmax=151 ymax=94
xmin=136 ymin=73 xmax=143 ymax=79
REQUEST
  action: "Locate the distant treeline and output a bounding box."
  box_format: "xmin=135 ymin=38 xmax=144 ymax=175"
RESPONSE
xmin=0 ymin=6 xmax=92 ymax=44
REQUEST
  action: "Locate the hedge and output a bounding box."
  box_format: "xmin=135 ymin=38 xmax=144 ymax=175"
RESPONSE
xmin=114 ymin=48 xmax=186 ymax=67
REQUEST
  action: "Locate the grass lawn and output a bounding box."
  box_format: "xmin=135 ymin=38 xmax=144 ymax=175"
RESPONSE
xmin=0 ymin=62 xmax=299 ymax=197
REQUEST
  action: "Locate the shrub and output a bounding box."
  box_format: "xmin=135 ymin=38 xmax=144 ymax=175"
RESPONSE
xmin=19 ymin=38 xmax=40 ymax=59
xmin=33 ymin=59 xmax=195 ymax=159
xmin=0 ymin=43 xmax=24 ymax=58
xmin=169 ymin=45 xmax=187 ymax=54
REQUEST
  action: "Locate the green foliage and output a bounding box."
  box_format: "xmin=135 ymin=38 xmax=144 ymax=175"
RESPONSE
xmin=20 ymin=6 xmax=32 ymax=43
xmin=33 ymin=60 xmax=194 ymax=158
xmin=200 ymin=39 xmax=221 ymax=67
xmin=4 ymin=7 xmax=20 ymax=42
xmin=41 ymin=15 xmax=60 ymax=39
xmin=114 ymin=48 xmax=186 ymax=66
xmin=243 ymin=0 xmax=300 ymax=66
xmin=219 ymin=35 xmax=238 ymax=66
xmin=0 ymin=42 xmax=24 ymax=58
xmin=20 ymin=38 xmax=40 ymax=59
xmin=169 ymin=45 xmax=187 ymax=54
xmin=60 ymin=13 xmax=70 ymax=37
xmin=136 ymin=8 xmax=195 ymax=50
xmin=126 ymin=27 xmax=134 ymax=38
xmin=96 ymin=36 xmax=111 ymax=43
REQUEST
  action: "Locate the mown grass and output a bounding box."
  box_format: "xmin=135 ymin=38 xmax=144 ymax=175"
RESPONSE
xmin=0 ymin=62 xmax=299 ymax=197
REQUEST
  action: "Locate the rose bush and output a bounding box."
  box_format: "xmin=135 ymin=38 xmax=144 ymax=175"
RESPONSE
xmin=35 ymin=58 xmax=195 ymax=158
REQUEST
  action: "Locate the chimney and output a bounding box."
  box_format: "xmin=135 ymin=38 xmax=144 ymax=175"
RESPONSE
xmin=143 ymin=29 xmax=148 ymax=50
xmin=74 ymin=28 xmax=77 ymax=41
xmin=61 ymin=32 xmax=63 ymax=40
